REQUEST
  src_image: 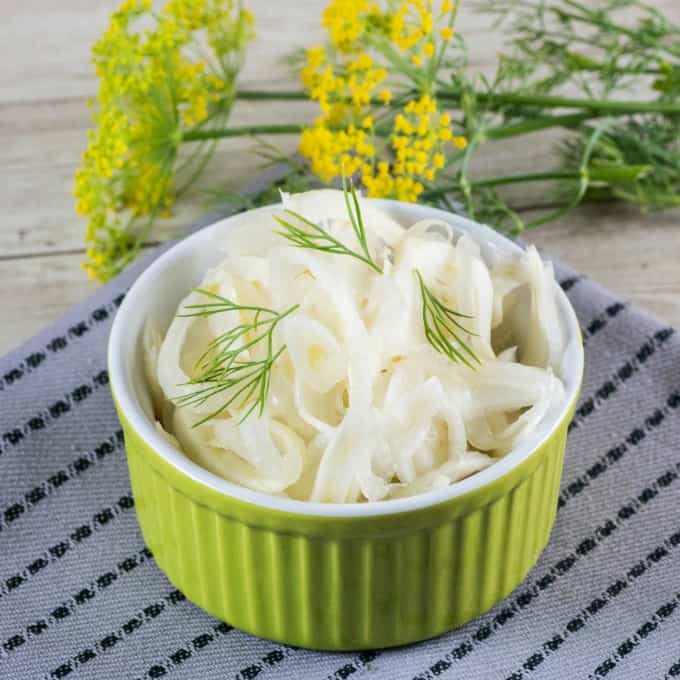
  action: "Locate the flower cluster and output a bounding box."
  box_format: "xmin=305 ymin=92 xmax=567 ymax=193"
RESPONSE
xmin=300 ymin=48 xmax=386 ymax=181
xmin=74 ymin=0 xmax=253 ymax=281
xmin=368 ymin=95 xmax=466 ymax=201
xmin=298 ymin=0 xmax=464 ymax=202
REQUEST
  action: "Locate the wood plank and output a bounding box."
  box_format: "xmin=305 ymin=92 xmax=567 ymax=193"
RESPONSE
xmin=526 ymin=204 xmax=680 ymax=328
xmin=0 ymin=253 xmax=99 ymax=356
xmin=0 ymin=0 xmax=506 ymax=105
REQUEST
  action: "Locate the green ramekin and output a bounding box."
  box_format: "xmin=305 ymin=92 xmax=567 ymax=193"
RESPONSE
xmin=108 ymin=199 xmax=584 ymax=650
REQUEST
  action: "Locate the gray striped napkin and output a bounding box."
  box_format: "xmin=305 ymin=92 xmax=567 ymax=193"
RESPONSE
xmin=1 ymin=208 xmax=679 ymax=680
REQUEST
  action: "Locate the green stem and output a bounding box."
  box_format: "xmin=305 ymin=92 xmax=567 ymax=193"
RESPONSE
xmin=438 ymin=88 xmax=680 ymax=115
xmin=181 ymin=96 xmax=675 ymax=151
xmin=423 ymin=164 xmax=650 ymax=199
xmin=235 ymin=87 xmax=680 ymax=116
xmin=429 ymin=0 xmax=459 ymax=82
xmin=485 ymin=112 xmax=595 ymax=140
xmin=236 ymin=89 xmax=308 ymax=101
xmin=183 ymin=124 xmax=304 ymax=142
xmin=473 ymin=166 xmax=644 ymax=188
xmin=472 ymin=171 xmax=578 ymax=188
xmin=183 ymin=111 xmax=598 ymax=148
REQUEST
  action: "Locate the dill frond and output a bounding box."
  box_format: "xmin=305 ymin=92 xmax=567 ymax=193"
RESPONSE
xmin=174 ymin=289 xmax=298 ymax=426
xmin=274 ymin=177 xmax=383 ymax=273
xmin=415 ymin=270 xmax=480 ymax=369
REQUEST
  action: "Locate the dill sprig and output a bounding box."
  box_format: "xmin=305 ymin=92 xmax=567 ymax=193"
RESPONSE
xmin=415 ymin=270 xmax=480 ymax=369
xmin=175 ymin=289 xmax=298 ymax=426
xmin=274 ymin=176 xmax=383 ymax=274
xmin=558 ymin=116 xmax=680 ymax=211
xmin=422 ymin=0 xmax=680 ymax=232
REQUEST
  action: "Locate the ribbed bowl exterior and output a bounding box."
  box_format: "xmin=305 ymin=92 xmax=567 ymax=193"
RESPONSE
xmin=117 ymin=402 xmax=574 ymax=650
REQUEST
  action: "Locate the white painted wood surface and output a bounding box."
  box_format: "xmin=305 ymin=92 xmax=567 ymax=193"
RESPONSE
xmin=0 ymin=0 xmax=678 ymax=355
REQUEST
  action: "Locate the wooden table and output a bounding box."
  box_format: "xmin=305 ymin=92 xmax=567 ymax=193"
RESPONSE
xmin=1 ymin=0 xmax=678 ymax=355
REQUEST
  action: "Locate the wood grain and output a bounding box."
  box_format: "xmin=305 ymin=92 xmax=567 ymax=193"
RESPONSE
xmin=530 ymin=205 xmax=680 ymax=328
xmin=0 ymin=0 xmax=678 ymax=355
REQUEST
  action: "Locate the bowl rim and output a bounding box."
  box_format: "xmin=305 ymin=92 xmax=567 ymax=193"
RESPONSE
xmin=108 ymin=197 xmax=584 ymax=518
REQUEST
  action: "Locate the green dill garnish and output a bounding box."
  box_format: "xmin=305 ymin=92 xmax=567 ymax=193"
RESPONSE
xmin=273 ymin=176 xmax=383 ymax=273
xmin=174 ymin=289 xmax=298 ymax=426
xmin=415 ymin=270 xmax=480 ymax=368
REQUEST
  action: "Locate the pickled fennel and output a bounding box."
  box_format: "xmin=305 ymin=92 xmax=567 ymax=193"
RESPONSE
xmin=146 ymin=189 xmax=566 ymax=502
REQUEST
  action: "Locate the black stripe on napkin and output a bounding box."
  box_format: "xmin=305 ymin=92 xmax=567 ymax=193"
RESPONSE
xmin=569 ymin=328 xmax=675 ymax=432
xmin=0 ymin=370 xmax=109 ymax=455
xmin=559 ymin=392 xmax=680 ymax=509
xmin=232 ymin=646 xmax=295 ymax=680
xmin=664 ymin=655 xmax=680 ymax=679
xmin=588 ymin=592 xmax=680 ymax=679
xmin=409 ymin=459 xmax=680 ymax=680
xmin=1 ymin=547 xmax=151 ymax=658
xmin=559 ymin=276 xmax=585 ymax=293
xmin=505 ymin=529 xmax=680 ymax=679
xmin=581 ymin=302 xmax=628 ymax=345
xmin=0 ymin=495 xmax=133 ymax=599
xmin=325 ymin=652 xmax=381 ymax=680
xmin=46 ymin=588 xmax=188 ymax=679
xmin=132 ymin=622 xmax=234 ymax=680
xmin=0 ymin=430 xmax=124 ymax=532
xmin=0 ymin=294 xmax=124 ymax=393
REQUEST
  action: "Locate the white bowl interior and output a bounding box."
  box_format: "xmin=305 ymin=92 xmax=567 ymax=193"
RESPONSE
xmin=108 ymin=199 xmax=584 ymax=517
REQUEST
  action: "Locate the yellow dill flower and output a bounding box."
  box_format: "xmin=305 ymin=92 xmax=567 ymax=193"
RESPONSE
xmin=299 ymin=0 xmax=467 ymax=204
xmin=74 ymin=0 xmax=254 ymax=282
xmin=302 ymin=46 xmax=388 ymax=119
xmin=391 ymin=0 xmax=434 ymax=53
xmin=440 ymin=26 xmax=454 ymax=41
xmin=394 ymin=114 xmax=413 ymax=134
xmin=309 ymin=92 xmax=466 ymax=204
xmin=349 ymin=53 xmax=374 ymax=71
xmin=118 ymin=0 xmax=151 ymax=14
xmin=322 ymin=0 xmax=378 ymax=52
xmin=299 ymin=124 xmax=372 ymax=182
xmin=307 ymin=46 xmax=326 ymax=69
xmin=375 ymin=94 xmax=465 ymax=202
xmin=379 ymin=88 xmax=393 ymax=104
